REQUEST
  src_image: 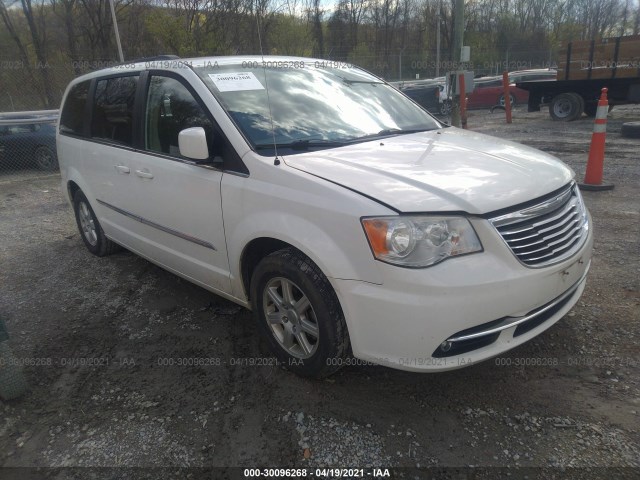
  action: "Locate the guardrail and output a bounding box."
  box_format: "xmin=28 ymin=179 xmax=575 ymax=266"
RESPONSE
xmin=0 ymin=110 xmax=59 ymax=126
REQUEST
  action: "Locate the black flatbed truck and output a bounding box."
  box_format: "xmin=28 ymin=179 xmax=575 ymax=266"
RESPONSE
xmin=517 ymin=76 xmax=640 ymax=121
xmin=516 ymin=35 xmax=640 ymax=121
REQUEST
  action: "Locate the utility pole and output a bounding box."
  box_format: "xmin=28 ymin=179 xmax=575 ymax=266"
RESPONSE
xmin=109 ymin=0 xmax=124 ymax=62
xmin=436 ymin=3 xmax=441 ymax=78
xmin=399 ymin=46 xmax=406 ymax=81
xmin=451 ymin=0 xmax=464 ymax=127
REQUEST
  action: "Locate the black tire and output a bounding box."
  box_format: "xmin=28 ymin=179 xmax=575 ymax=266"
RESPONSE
xmin=34 ymin=145 xmax=58 ymax=171
xmin=498 ymin=93 xmax=516 ymax=107
xmin=250 ymin=248 xmax=350 ymax=378
xmin=0 ymin=342 xmax=27 ymax=401
xmin=72 ymin=190 xmax=121 ymax=256
xmin=621 ymin=121 xmax=640 ymax=139
xmin=439 ymin=99 xmax=452 ymax=115
xmin=549 ymin=93 xmax=584 ymax=121
xmin=569 ymin=93 xmax=585 ymax=117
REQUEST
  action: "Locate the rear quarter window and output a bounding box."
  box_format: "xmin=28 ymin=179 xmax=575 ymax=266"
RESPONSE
xmin=60 ymin=80 xmax=91 ymax=136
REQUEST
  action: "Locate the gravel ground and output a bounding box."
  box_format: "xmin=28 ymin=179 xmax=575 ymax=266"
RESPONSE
xmin=0 ymin=105 xmax=639 ymax=478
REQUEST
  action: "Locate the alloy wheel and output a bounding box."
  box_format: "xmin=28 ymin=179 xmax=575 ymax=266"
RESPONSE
xmin=78 ymin=201 xmax=98 ymax=246
xmin=262 ymin=277 xmax=319 ymax=359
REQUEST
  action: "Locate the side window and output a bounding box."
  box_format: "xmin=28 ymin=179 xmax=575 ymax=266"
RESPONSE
xmin=60 ymin=80 xmax=90 ymax=136
xmin=91 ymin=75 xmax=139 ymax=146
xmin=145 ymin=75 xmax=215 ymax=159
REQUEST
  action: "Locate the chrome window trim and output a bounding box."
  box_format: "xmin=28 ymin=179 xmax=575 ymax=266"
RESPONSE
xmin=96 ymin=199 xmax=216 ymax=251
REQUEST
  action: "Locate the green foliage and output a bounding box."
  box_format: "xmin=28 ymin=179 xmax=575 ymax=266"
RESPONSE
xmin=267 ymin=14 xmax=314 ymax=56
xmin=144 ymin=8 xmax=195 ymax=56
xmin=0 ymin=0 xmax=636 ymax=108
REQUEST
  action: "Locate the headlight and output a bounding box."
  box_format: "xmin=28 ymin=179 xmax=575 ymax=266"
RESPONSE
xmin=361 ymin=216 xmax=483 ymax=267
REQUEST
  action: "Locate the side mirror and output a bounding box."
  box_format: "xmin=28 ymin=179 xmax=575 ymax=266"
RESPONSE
xmin=178 ymin=127 xmax=209 ymax=162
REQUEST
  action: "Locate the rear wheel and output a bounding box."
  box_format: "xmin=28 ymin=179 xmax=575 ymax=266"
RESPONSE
xmin=34 ymin=146 xmax=57 ymax=171
xmin=498 ymin=93 xmax=516 ymax=107
xmin=439 ymin=99 xmax=452 ymax=115
xmin=73 ymin=190 xmax=120 ymax=256
xmin=250 ymin=248 xmax=350 ymax=378
xmin=549 ymin=93 xmax=584 ymax=121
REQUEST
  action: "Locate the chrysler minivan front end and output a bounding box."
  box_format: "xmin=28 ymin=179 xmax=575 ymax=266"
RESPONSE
xmin=58 ymin=56 xmax=593 ymax=377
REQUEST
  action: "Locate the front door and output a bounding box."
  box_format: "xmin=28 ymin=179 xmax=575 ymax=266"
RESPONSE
xmin=88 ymin=72 xmax=232 ymax=294
xmin=124 ymin=73 xmax=231 ymax=294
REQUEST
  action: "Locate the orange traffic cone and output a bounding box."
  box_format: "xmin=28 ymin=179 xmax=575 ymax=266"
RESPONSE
xmin=579 ymin=88 xmax=614 ymax=191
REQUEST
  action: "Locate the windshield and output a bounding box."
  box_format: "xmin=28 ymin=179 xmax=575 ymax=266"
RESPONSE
xmin=194 ymin=59 xmax=441 ymax=155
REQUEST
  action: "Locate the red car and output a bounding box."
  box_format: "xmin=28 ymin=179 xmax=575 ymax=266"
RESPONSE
xmin=466 ymin=70 xmax=557 ymax=109
xmin=466 ymin=76 xmax=529 ymax=109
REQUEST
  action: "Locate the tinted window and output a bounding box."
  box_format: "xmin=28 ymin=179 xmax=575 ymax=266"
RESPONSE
xmin=145 ymin=76 xmax=215 ymax=158
xmin=91 ymin=75 xmax=139 ymax=146
xmin=60 ymin=80 xmax=90 ymax=136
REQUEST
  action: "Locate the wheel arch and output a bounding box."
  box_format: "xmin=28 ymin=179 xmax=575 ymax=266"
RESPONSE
xmin=236 ymin=221 xmax=380 ymax=304
xmin=67 ymin=180 xmax=81 ymax=203
xmin=228 ymin=208 xmax=383 ymax=302
xmin=64 ymin=167 xmax=96 ymax=206
xmin=240 ymin=237 xmax=293 ymax=302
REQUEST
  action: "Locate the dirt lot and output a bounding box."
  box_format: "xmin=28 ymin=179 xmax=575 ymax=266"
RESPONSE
xmin=1 ymin=105 xmax=639 ymax=478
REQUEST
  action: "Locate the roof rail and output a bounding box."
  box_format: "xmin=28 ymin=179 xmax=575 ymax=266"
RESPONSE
xmin=127 ymin=55 xmax=181 ymax=63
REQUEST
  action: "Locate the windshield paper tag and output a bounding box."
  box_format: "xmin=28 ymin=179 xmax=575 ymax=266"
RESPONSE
xmin=208 ymin=72 xmax=265 ymax=92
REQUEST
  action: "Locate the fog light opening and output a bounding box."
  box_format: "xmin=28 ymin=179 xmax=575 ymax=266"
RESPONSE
xmin=440 ymin=341 xmax=452 ymax=353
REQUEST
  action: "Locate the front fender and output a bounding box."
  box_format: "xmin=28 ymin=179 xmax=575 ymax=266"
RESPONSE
xmin=221 ymin=163 xmax=391 ymax=301
xmin=227 ymin=210 xmax=383 ymax=300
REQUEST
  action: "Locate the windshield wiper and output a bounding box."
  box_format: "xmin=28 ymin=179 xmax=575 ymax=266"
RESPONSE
xmin=345 ymin=128 xmax=434 ymax=143
xmin=335 ymin=75 xmax=384 ymax=86
xmin=254 ymin=128 xmax=434 ymax=151
xmin=255 ymin=138 xmax=347 ymax=151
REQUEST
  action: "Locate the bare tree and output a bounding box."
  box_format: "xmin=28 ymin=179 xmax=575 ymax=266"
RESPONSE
xmin=0 ymin=1 xmax=32 ymax=69
xmin=19 ymin=0 xmax=56 ymax=106
xmin=52 ymin=0 xmax=81 ymax=74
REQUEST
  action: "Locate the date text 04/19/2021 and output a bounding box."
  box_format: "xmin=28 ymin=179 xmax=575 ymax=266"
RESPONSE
xmin=243 ymin=468 xmax=391 ymax=478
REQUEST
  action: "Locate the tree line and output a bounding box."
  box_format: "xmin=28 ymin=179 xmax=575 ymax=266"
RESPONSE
xmin=1 ymin=0 xmax=639 ymax=109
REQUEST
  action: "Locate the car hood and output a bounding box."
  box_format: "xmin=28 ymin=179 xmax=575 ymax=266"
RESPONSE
xmin=282 ymin=127 xmax=574 ymax=214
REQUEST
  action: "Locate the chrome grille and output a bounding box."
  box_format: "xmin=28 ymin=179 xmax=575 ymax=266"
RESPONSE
xmin=490 ymin=184 xmax=589 ymax=267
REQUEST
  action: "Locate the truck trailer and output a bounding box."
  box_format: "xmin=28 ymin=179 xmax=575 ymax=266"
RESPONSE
xmin=517 ymin=35 xmax=640 ymax=121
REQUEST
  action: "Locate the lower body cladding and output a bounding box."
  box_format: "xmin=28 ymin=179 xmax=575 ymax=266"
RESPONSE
xmin=334 ymin=218 xmax=593 ymax=372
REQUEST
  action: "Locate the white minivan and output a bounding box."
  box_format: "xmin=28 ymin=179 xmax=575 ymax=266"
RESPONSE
xmin=57 ymin=56 xmax=593 ymax=377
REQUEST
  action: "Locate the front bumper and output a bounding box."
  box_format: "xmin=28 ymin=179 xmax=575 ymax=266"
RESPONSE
xmin=333 ymin=214 xmax=593 ymax=372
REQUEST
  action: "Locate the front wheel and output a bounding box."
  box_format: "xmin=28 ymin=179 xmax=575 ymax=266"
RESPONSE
xmin=250 ymin=248 xmax=350 ymax=378
xmin=0 ymin=342 xmax=27 ymax=400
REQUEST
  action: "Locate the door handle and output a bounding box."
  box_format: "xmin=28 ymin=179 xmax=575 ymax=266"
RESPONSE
xmin=114 ymin=164 xmax=130 ymax=174
xmin=135 ymin=169 xmax=154 ymax=179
